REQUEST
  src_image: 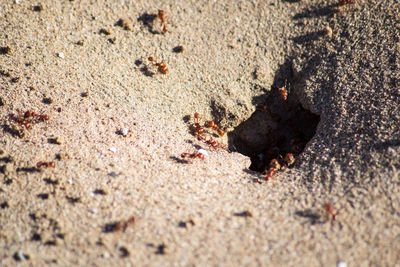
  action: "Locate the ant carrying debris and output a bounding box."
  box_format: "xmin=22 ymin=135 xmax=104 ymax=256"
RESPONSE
xmin=181 ymin=149 xmax=208 ymax=161
xmin=103 ymin=216 xmax=135 ymax=233
xmin=8 ymin=110 xmax=49 ymax=129
xmin=158 ymin=10 xmax=167 ymax=33
xmin=148 ymin=56 xmax=168 ymax=74
xmin=36 ymin=161 xmax=55 ymax=168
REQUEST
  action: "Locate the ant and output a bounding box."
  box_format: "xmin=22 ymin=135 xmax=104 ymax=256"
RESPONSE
xmin=283 ymin=153 xmax=295 ymax=167
xmin=325 ymin=202 xmax=337 ymax=221
xmin=9 ymin=109 xmax=49 ymax=129
xmin=339 ymin=0 xmax=355 ymax=5
xmin=265 ymin=168 xmax=277 ymax=181
xmin=269 ymin=159 xmax=281 ymax=170
xmin=148 ymin=56 xmax=168 ymax=74
xmin=181 ymin=149 xmax=207 ymax=160
xmin=279 ymin=87 xmax=287 ymax=101
xmin=158 ymin=10 xmax=167 ymax=33
xmin=36 ymin=161 xmax=55 ymax=168
xmin=193 ymin=112 xmax=204 ymax=135
xmin=206 ymin=120 xmax=224 ymax=137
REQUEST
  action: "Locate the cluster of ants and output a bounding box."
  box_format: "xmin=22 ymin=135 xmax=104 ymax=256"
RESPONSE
xmin=8 ymin=109 xmax=49 ymax=129
xmin=264 ymin=153 xmax=295 ymax=180
xmin=7 ymin=109 xmax=55 ymax=170
xmin=192 ymin=112 xmax=225 ymax=149
xmin=180 ymin=112 xmax=225 ymax=161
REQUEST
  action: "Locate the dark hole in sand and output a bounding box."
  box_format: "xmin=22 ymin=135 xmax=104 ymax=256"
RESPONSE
xmin=228 ymin=85 xmax=319 ymax=172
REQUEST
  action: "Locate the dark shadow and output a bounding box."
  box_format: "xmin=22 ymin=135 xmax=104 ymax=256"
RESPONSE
xmin=295 ymin=209 xmax=325 ymax=225
xmin=169 ymin=156 xmax=189 ymax=164
xmin=66 ymin=196 xmax=80 ymax=204
xmin=37 ymin=193 xmax=49 ymax=200
xmin=293 ymin=4 xmax=338 ymax=20
xmin=17 ymin=167 xmax=41 ymax=173
xmin=140 ymin=66 xmax=155 ymax=77
xmin=47 ymin=138 xmax=61 ymax=145
xmin=137 ymin=13 xmax=158 ymax=34
xmin=172 ymin=46 xmax=184 ymax=53
xmin=102 ymin=222 xmax=120 ymax=233
xmin=233 ymin=211 xmax=253 ymax=217
xmin=0 ymin=156 xmax=13 ymax=163
xmin=44 ymin=178 xmax=59 ymax=185
xmin=292 ymin=30 xmax=326 ymax=45
xmin=372 ymin=139 xmax=400 ymax=151
xmin=2 ymin=124 xmax=24 ymax=138
xmin=155 ymin=243 xmax=166 ymax=255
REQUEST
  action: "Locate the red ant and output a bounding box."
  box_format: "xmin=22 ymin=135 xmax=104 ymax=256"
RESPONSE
xmin=339 ymin=0 xmax=355 ymax=5
xmin=265 ymin=168 xmax=277 ymax=181
xmin=193 ymin=112 xmax=204 ymax=135
xmin=113 ymin=216 xmax=136 ymax=232
xmin=148 ymin=56 xmax=168 ymax=74
xmin=158 ymin=10 xmax=167 ymax=33
xmin=36 ymin=161 xmax=55 ymax=168
xmin=269 ymin=159 xmax=281 ymax=170
xmin=325 ymin=202 xmax=337 ymax=221
xmin=206 ymin=120 xmax=224 ymax=137
xmin=279 ymin=87 xmax=287 ymax=101
xmin=181 ymin=149 xmax=207 ymax=160
xmin=283 ymin=153 xmax=295 ymax=167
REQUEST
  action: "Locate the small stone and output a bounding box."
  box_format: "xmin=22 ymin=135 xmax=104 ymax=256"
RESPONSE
xmin=57 ymin=52 xmax=65 ymax=59
xmin=197 ymin=149 xmax=208 ymax=157
xmin=337 ymin=261 xmax=347 ymax=267
xmin=325 ymin=25 xmax=333 ymax=38
xmin=109 ymin=147 xmax=117 ymax=153
xmin=13 ymin=250 xmax=29 ymax=261
xmin=108 ymin=171 xmax=120 ymax=178
xmin=116 ymin=128 xmax=130 ymax=137
xmin=89 ymin=209 xmax=97 ymax=214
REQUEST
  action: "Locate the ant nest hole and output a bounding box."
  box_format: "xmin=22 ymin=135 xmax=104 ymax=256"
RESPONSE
xmin=228 ymin=87 xmax=320 ymax=172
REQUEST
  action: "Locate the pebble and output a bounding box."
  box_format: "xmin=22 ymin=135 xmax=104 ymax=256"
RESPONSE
xmin=120 ymin=128 xmax=129 ymax=137
xmin=325 ymin=25 xmax=333 ymax=38
xmin=13 ymin=250 xmax=28 ymax=261
xmin=109 ymin=147 xmax=117 ymax=153
xmin=57 ymin=52 xmax=65 ymax=59
xmin=337 ymin=261 xmax=347 ymax=267
xmin=198 ymin=149 xmax=208 ymax=157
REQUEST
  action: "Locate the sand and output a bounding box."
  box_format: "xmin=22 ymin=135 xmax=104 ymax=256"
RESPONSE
xmin=0 ymin=0 xmax=399 ymax=266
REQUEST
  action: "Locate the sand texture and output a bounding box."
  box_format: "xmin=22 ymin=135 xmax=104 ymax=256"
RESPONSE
xmin=0 ymin=0 xmax=399 ymax=266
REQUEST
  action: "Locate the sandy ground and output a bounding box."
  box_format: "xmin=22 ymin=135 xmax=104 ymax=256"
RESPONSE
xmin=0 ymin=0 xmax=399 ymax=266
